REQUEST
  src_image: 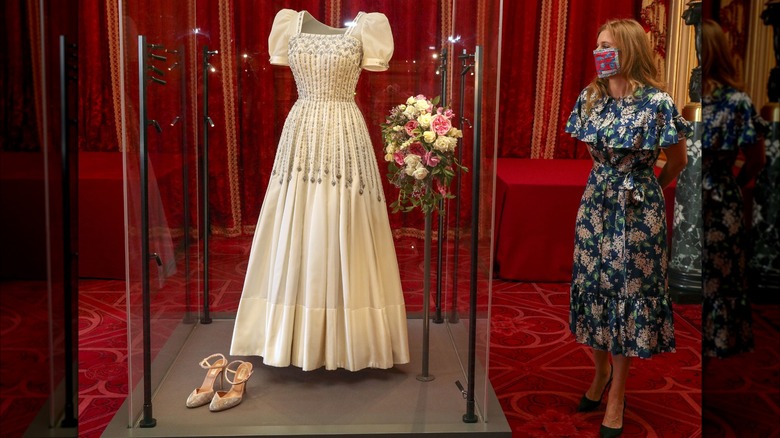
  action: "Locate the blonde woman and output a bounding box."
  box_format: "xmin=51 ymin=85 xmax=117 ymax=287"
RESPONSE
xmin=564 ymin=19 xmax=691 ymax=437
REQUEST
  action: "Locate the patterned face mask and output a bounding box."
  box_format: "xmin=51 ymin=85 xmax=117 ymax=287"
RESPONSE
xmin=593 ymin=47 xmax=620 ymax=78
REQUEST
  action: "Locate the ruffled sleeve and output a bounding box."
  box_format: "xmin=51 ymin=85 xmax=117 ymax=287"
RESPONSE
xmin=268 ymin=9 xmax=298 ymax=66
xmin=359 ymin=13 xmax=393 ymax=71
xmin=653 ymin=93 xmax=692 ymax=149
xmin=702 ymin=87 xmax=757 ymax=150
xmin=565 ymin=89 xmax=597 ymax=144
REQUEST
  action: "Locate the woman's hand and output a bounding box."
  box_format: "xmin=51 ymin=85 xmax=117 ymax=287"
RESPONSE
xmin=657 ymin=138 xmax=688 ymax=189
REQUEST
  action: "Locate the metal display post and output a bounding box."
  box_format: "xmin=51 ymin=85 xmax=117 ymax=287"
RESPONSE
xmin=463 ymin=45 xmax=483 ymax=424
xmin=138 ymin=35 xmax=168 ymax=428
xmin=451 ymin=50 xmax=475 ymax=324
xmin=201 ymin=46 xmax=217 ymax=324
xmin=417 ymin=211 xmax=435 ymax=382
xmin=58 ymin=34 xmax=77 ymax=429
xmin=434 ymin=48 xmax=448 ymax=325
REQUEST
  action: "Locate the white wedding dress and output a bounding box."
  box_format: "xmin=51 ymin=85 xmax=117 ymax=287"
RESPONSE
xmin=230 ymin=9 xmax=410 ymax=371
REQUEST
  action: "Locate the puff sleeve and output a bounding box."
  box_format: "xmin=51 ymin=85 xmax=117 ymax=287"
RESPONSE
xmin=359 ymin=13 xmax=394 ymax=71
xmin=268 ymin=9 xmax=297 ymax=66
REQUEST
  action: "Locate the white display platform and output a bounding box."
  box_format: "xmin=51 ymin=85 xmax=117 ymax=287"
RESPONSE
xmin=102 ymin=319 xmax=511 ymax=437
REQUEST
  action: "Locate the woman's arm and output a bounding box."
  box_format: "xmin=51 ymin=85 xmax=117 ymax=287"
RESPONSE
xmin=736 ymin=141 xmax=766 ymax=187
xmin=657 ymin=138 xmax=688 ymax=189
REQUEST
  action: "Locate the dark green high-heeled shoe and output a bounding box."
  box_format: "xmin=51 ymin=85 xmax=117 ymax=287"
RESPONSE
xmin=599 ymin=398 xmax=626 ymax=437
xmin=577 ymin=365 xmax=613 ymax=412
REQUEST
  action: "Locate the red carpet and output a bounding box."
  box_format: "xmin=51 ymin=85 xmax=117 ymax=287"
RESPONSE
xmin=8 ymin=235 xmax=780 ymax=436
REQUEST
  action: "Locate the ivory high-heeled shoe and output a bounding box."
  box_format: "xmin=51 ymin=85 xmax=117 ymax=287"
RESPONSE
xmin=209 ymin=360 xmax=253 ymax=412
xmin=185 ymin=353 xmax=227 ymax=408
xmin=577 ymin=364 xmax=613 ymax=412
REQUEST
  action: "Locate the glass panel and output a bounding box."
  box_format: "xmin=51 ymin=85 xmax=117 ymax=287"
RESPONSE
xmin=116 ymin=0 xmax=501 ymax=428
xmin=442 ymin=0 xmax=502 ymax=422
xmin=120 ymin=0 xmax=200 ymax=425
xmin=0 ymin=0 xmax=77 ymax=433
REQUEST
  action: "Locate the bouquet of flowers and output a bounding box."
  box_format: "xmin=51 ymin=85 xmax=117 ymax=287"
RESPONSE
xmin=380 ymin=95 xmax=466 ymax=214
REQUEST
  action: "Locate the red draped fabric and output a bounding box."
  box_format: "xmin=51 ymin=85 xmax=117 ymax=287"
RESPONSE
xmin=79 ymin=0 xmax=118 ymax=152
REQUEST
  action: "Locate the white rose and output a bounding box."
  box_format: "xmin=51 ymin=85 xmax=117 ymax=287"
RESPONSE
xmin=423 ymin=131 xmax=437 ymax=143
xmin=448 ymin=127 xmax=463 ymax=138
xmin=434 ymin=136 xmax=450 ymax=152
xmin=415 ymin=100 xmax=430 ymax=112
xmin=413 ymin=167 xmax=429 ymax=180
xmin=418 ymin=113 xmax=432 ymax=128
xmin=384 ymin=153 xmax=394 ymax=162
xmin=404 ymin=105 xmax=417 ymax=118
xmin=446 ymin=136 xmax=458 ymax=151
xmin=406 ymin=96 xmax=416 ymax=105
xmin=404 ymin=154 xmax=421 ymax=167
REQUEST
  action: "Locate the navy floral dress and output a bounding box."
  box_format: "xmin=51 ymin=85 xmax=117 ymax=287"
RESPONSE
xmin=702 ymin=85 xmax=757 ymax=357
xmin=565 ymin=86 xmax=691 ymax=358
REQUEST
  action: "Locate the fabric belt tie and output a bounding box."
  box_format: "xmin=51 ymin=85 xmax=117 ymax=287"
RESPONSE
xmin=591 ymin=162 xmax=655 ymax=296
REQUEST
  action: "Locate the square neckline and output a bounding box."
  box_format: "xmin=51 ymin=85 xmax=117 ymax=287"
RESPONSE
xmin=297 ymin=10 xmax=364 ymax=36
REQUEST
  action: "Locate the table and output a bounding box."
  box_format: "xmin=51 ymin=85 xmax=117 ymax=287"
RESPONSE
xmin=493 ymin=158 xmax=677 ymax=282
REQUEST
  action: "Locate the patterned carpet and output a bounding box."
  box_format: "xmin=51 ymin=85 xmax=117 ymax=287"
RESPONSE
xmin=3 ymin=235 xmax=779 ymax=437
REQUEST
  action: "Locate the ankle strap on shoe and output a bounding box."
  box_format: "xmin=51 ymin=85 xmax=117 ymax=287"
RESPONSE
xmin=200 ymin=353 xmax=227 ymax=370
xmin=224 ymin=360 xmax=253 ymax=385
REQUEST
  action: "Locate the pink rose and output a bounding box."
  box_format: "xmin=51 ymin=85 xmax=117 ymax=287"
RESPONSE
xmin=404 ymin=120 xmax=419 ymax=136
xmin=394 ymin=151 xmax=405 ymax=166
xmin=409 ymin=142 xmax=426 ymax=157
xmin=416 ymin=94 xmax=427 ymax=101
xmin=431 ymin=114 xmax=452 ymax=136
xmin=436 ymin=107 xmax=443 ymax=115
xmin=424 ymin=151 xmax=441 ymax=167
xmin=444 ymin=109 xmax=455 ymax=119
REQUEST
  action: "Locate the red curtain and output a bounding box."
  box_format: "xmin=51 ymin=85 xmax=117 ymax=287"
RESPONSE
xmin=79 ymin=0 xmax=118 ymax=152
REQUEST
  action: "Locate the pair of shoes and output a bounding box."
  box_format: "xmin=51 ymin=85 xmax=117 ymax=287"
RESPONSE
xmin=577 ymin=364 xmax=613 ymax=412
xmin=599 ymin=397 xmax=626 ymax=437
xmin=185 ymin=353 xmax=254 ymax=412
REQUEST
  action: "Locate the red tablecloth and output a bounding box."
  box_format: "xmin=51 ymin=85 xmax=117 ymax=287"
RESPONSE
xmin=494 ymin=158 xmax=677 ymax=282
xmin=79 ymin=153 xmax=126 ymax=278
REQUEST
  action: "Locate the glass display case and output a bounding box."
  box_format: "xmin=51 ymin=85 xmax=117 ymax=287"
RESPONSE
xmin=108 ymin=0 xmax=509 ymax=435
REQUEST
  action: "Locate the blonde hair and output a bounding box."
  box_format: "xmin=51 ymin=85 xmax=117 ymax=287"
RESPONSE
xmin=702 ymin=19 xmax=742 ymax=94
xmin=584 ymin=18 xmax=665 ymax=113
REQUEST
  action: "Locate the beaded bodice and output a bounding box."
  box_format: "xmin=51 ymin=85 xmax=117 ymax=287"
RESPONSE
xmin=288 ymin=33 xmax=362 ymax=102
